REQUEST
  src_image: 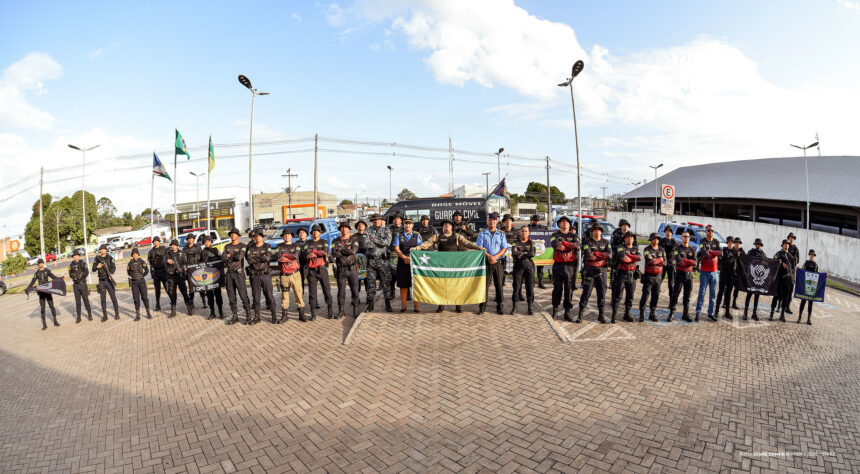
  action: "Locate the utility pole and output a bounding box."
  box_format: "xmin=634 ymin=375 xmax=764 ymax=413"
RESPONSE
xmin=313 ymin=134 xmax=319 ymax=219
xmin=600 ymin=186 xmax=607 ymax=215
xmin=282 ymin=168 xmax=297 ymax=220
xmin=39 ymin=167 xmax=45 ymax=259
xmin=482 ymin=172 xmax=491 ymax=198
xmin=448 ymin=135 xmax=454 ymax=194
xmin=545 ymin=156 xmax=552 ymax=224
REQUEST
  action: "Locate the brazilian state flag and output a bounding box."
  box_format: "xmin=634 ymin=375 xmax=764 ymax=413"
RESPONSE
xmin=411 ymin=250 xmax=486 ymax=305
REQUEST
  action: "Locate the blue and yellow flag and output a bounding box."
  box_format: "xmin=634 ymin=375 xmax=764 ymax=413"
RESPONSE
xmin=175 ymin=129 xmax=190 ymax=159
xmin=411 ymin=250 xmax=486 ymax=305
xmin=152 ymin=153 xmax=171 ymax=181
xmin=208 ymin=134 xmax=215 ymax=172
xmin=489 ymin=178 xmax=509 ymax=199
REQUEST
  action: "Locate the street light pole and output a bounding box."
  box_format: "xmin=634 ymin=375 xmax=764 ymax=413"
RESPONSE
xmin=494 ymin=147 xmax=504 ymax=184
xmin=190 ymin=171 xmax=203 ymax=228
xmin=790 ymin=141 xmax=819 ymax=256
xmin=68 ymin=143 xmax=99 ymax=284
xmin=482 ymin=172 xmax=491 ymax=197
xmin=649 ymin=163 xmax=664 ymax=214
xmin=238 ymin=75 xmax=269 ymax=230
xmin=559 ymin=60 xmax=585 ymax=266
xmin=387 ymin=165 xmax=393 ymax=203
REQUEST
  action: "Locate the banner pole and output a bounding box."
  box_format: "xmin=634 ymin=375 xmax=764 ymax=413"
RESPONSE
xmin=150 ymin=171 xmax=154 ymax=245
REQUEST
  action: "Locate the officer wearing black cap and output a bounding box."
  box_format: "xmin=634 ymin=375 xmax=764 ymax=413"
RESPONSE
xmin=639 ymin=233 xmax=666 ymax=322
xmin=714 ymin=237 xmax=739 ymax=320
xmin=246 ymin=229 xmax=275 ymax=324
xmin=668 ymin=230 xmax=697 ymax=322
xmin=659 ymin=226 xmax=677 ymax=292
xmin=127 ymin=247 xmax=151 ymax=321
xmin=610 ymin=230 xmax=640 ymax=323
xmin=742 ymin=238 xmax=766 ymax=321
xmin=306 ymin=223 xmax=334 ymax=318
xmin=510 ymin=225 xmax=536 ymax=315
xmin=332 ymin=221 xmax=361 ymax=318
xmin=528 ymin=214 xmax=549 ymax=288
xmin=579 ymin=222 xmax=611 ymax=323
xmin=183 ymin=233 xmax=204 ymax=309
xmin=164 ymin=239 xmax=191 ymax=318
xmin=93 ymin=244 xmax=120 ymax=321
xmin=148 ymin=236 xmax=170 ymax=310
xmin=202 ymin=234 xmax=224 ymax=320
xmin=416 ymin=215 xmax=437 ymax=242
xmin=68 ymin=249 xmax=92 ymax=322
xmin=364 ymin=214 xmax=393 ymax=312
xmin=221 ymin=228 xmax=251 ymax=324
xmin=609 ymin=219 xmax=631 ymax=285
xmin=770 ymin=239 xmax=795 ymax=322
xmin=797 ymin=249 xmax=818 ymax=325
xmin=417 ymin=217 xmax=483 ymax=313
xmin=549 ymin=215 xmax=580 ymax=321
xmin=29 ymin=258 xmax=61 ymax=330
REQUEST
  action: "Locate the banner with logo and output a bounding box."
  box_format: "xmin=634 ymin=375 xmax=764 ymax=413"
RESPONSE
xmin=25 ymin=278 xmax=67 ymax=297
xmin=794 ymin=269 xmax=827 ymax=302
xmin=529 ymin=229 xmax=554 ymax=266
xmin=186 ymin=262 xmax=223 ymax=292
xmin=736 ymin=254 xmax=779 ymax=295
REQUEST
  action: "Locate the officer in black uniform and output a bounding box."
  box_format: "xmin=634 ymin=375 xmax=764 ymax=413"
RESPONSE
xmin=714 ymin=236 xmax=739 ymax=320
xmin=659 ymin=226 xmax=676 ymax=292
xmin=164 ymin=239 xmax=191 ymax=317
xmin=388 ymin=214 xmax=403 ymax=298
xmin=610 ymin=231 xmax=640 ymax=323
xmin=510 ymin=225 xmax=536 ymax=315
xmin=731 ymin=237 xmax=744 ymax=310
xmin=364 ymin=214 xmax=394 ymax=312
xmin=183 ymin=234 xmax=204 ymax=309
xmin=332 ymin=221 xmax=361 ymax=318
xmin=640 ymin=233 xmax=666 ymax=322
xmin=783 ymin=232 xmax=800 ymax=315
xmin=416 ymin=215 xmax=437 ymax=242
xmin=202 ymin=235 xmax=224 ymax=320
xmin=148 ymin=236 xmax=170 ymax=310
xmin=797 ymin=249 xmax=818 ymax=325
xmin=528 ymin=214 xmax=549 ymax=288
xmin=770 ymin=239 xmax=795 ymax=322
xmin=306 ymin=224 xmax=334 ymax=319
xmin=126 ymin=248 xmax=151 ymax=321
xmin=296 ymin=227 xmax=310 ymax=290
xmin=93 ymin=244 xmax=120 ymax=321
xmin=452 ymin=210 xmax=475 ymax=243
xmin=550 ymin=216 xmax=580 ymax=321
xmin=742 ymin=238 xmax=766 ymax=321
xmin=68 ymin=250 xmax=92 ymax=322
xmin=668 ymin=231 xmax=697 ymax=322
xmin=609 ymin=219 xmax=630 ymax=285
xmin=246 ymin=230 xmax=275 ymax=324
xmin=500 ymin=214 xmax=517 ymax=289
xmin=579 ymin=222 xmax=611 ymax=323
xmin=29 ymin=259 xmax=61 ymax=330
xmin=222 ymin=228 xmax=252 ymax=324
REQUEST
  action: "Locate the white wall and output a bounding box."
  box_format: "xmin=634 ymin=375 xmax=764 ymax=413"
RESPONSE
xmin=607 ymin=211 xmax=860 ymax=283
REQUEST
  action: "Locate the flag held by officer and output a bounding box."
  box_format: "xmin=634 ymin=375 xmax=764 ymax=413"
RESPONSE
xmin=411 ymin=250 xmax=486 ymax=305
xmin=737 ymin=253 xmax=779 ymax=295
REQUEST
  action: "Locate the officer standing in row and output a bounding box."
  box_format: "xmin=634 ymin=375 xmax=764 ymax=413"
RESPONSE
xmin=246 ymin=230 xmax=275 ymax=324
xmin=202 ymin=235 xmax=224 ymax=320
xmin=388 ymin=214 xmax=403 ymax=298
xmin=393 ymin=217 xmax=422 ymax=312
xmin=770 ymin=239 xmax=795 ymax=322
xmin=306 ymin=224 xmax=334 ymax=319
xmin=275 ymin=229 xmax=305 ymax=322
xmin=364 ymin=214 xmax=393 ymax=312
xmin=668 ymin=230 xmax=697 ymax=322
xmin=500 ymin=214 xmax=518 ymax=288
xmin=127 ymin=248 xmax=151 ymax=321
xmin=452 ymin=210 xmax=475 ymax=244
xmin=332 ymin=221 xmax=361 ymax=318
xmin=696 ymin=225 xmax=721 ymax=321
xmin=296 ymin=228 xmax=310 ymax=290
xmin=30 ymin=259 xmax=61 ymax=330
xmin=797 ymin=249 xmax=817 ymax=325
xmin=68 ymin=250 xmax=92 ymax=322
xmin=416 ymin=215 xmax=437 ymax=242
xmin=714 ymin=237 xmax=739 ymax=320
xmin=222 ymin=228 xmax=252 ymax=324
xmin=742 ymin=238 xmax=766 ymax=321
xmin=183 ymin=234 xmax=204 ymax=309
xmin=164 ymin=239 xmax=191 ymax=317
xmin=660 ymin=226 xmax=676 ymax=292
xmin=610 ymin=231 xmax=640 ymax=323
xmin=510 ymin=225 xmax=536 ymax=315
xmin=609 ymin=219 xmax=631 ymax=285
xmin=730 ymin=237 xmax=744 ymax=310
xmin=476 ymin=212 xmax=508 ymax=315
xmin=640 ymin=233 xmax=666 ymax=322
xmin=148 ymin=237 xmax=170 ymax=311
xmin=93 ymin=244 xmax=120 ymax=321
xmin=354 ymin=219 xmax=369 ymax=297
xmin=528 ymin=214 xmax=548 ymax=288
xmin=579 ymin=222 xmax=611 ymax=323
xmin=417 ymin=218 xmax=483 ymax=313
xmin=780 ymin=232 xmax=801 ymax=315
xmin=549 ymin=215 xmax=579 ymax=321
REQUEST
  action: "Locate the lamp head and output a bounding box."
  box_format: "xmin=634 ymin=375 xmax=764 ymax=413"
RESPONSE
xmin=572 ymin=60 xmax=585 ymax=78
xmin=238 ymin=74 xmax=252 ymax=90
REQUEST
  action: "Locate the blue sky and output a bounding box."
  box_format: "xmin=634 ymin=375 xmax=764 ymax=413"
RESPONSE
xmin=2 ymin=0 xmax=859 ymax=234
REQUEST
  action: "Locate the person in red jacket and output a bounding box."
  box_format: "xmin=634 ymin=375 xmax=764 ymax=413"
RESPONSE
xmin=550 ymin=216 xmax=580 ymax=321
xmin=610 ymin=231 xmax=640 ymax=323
xmin=639 ymin=233 xmax=666 ymax=322
xmin=578 ymin=222 xmax=612 ymax=323
xmin=695 ymin=225 xmax=722 ymax=321
xmin=668 ymin=231 xmax=697 ymax=322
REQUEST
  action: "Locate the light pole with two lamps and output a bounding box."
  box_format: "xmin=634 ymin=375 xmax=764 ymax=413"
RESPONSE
xmin=649 ymin=163 xmax=664 ymax=214
xmin=790 ymin=140 xmax=818 ymax=255
xmin=558 ymin=60 xmax=585 ymax=264
xmin=68 ymin=143 xmax=100 ymax=284
xmin=237 ymin=74 xmax=269 ymax=230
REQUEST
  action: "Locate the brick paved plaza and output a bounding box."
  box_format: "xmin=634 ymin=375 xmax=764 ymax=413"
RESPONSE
xmin=1 ymin=283 xmax=858 ymax=473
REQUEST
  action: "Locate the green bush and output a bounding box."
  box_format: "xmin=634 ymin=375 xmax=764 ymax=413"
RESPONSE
xmin=217 ymin=227 xmax=230 ymax=239
xmin=1 ymin=254 xmax=27 ymax=276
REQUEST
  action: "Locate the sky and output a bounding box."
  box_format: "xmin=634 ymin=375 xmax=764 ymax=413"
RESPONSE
xmin=1 ymin=0 xmax=859 ymax=235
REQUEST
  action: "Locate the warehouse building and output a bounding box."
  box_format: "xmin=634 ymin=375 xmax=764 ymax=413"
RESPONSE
xmin=252 ymin=191 xmax=338 ymax=225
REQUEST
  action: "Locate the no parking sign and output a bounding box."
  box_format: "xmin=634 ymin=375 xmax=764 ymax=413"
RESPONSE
xmin=660 ymin=184 xmax=675 ymax=215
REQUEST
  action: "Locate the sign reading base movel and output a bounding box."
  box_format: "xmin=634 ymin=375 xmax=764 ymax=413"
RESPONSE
xmin=411 ymin=250 xmax=486 ymax=305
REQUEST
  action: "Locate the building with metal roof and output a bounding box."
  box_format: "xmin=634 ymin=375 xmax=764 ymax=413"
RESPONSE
xmin=622 ymin=156 xmax=860 ymax=237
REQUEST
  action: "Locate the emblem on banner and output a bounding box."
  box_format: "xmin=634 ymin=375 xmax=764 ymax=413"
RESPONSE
xmin=751 ymin=264 xmax=769 ymax=286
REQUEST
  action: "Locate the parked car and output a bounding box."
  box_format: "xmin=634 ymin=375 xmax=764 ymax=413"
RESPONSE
xmin=45 ymin=252 xmax=57 ymax=262
xmin=657 ymin=221 xmax=726 ymax=252
xmin=136 ymin=237 xmax=153 ymax=246
xmin=27 ymin=255 xmax=41 ymax=266
xmin=264 ymin=218 xmax=342 ymax=248
xmin=0 ymin=281 xmax=7 ymax=296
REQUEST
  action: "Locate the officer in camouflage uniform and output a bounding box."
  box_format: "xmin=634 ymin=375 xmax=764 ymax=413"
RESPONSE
xmin=364 ymin=214 xmax=394 ymax=312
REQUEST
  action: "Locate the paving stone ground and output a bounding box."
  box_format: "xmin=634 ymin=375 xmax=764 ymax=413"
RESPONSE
xmin=0 ymin=280 xmax=858 ymax=473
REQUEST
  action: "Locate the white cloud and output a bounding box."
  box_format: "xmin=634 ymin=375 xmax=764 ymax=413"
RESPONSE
xmin=292 ymin=12 xmax=302 ymax=21
xmin=0 ymin=52 xmax=63 ymax=130
xmin=89 ymin=48 xmax=105 ymax=60
xmin=837 ymin=0 xmax=860 ymax=11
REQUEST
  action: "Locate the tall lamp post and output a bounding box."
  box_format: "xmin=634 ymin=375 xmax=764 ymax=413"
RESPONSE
xmin=790 ymin=140 xmax=818 ymax=255
xmin=649 ymin=163 xmax=664 ymax=214
xmin=493 ymin=147 xmax=504 ymax=184
xmin=237 ymin=74 xmax=269 ymax=230
xmin=482 ymin=172 xmax=491 ymax=197
xmin=189 ymin=171 xmax=203 ymax=228
xmin=68 ymin=143 xmax=99 ymax=284
xmin=629 ymin=180 xmax=644 ymax=211
xmin=387 ymin=165 xmax=393 ymax=204
xmin=559 ymin=59 xmax=585 ymax=265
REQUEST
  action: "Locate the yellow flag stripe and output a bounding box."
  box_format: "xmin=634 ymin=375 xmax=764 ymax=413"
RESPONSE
xmin=413 ymin=274 xmax=486 ymax=305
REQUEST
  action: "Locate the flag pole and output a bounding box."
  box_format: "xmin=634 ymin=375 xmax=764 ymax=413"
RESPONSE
xmin=173 ymin=144 xmax=178 ymax=238
xmin=150 ymin=167 xmax=154 ymax=246
xmin=207 ymin=134 xmax=212 ymax=233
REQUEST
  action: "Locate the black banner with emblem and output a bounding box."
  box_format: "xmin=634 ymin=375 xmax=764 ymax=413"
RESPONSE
xmin=736 ymin=254 xmax=779 ymax=295
xmin=186 ymin=262 xmax=223 ymax=292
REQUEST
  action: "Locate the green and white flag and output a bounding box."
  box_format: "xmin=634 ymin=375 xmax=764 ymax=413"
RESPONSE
xmin=411 ymin=250 xmax=486 ymax=305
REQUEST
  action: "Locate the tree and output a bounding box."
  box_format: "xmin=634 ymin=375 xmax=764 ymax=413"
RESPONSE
xmin=67 ymin=190 xmax=98 ymax=246
xmin=339 ymin=199 xmax=353 ymax=206
xmin=606 ymin=193 xmax=627 ymax=211
xmin=396 ymin=188 xmax=418 ymax=202
xmin=23 ymin=193 xmax=52 ymax=255
xmin=1 ymin=254 xmax=27 ymax=276
xmin=96 ymin=197 xmax=119 ymax=228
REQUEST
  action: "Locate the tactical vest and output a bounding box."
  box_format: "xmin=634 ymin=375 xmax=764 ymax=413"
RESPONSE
xmin=398 ymin=232 xmax=419 ymax=255
xmin=437 ymin=233 xmax=459 ymax=252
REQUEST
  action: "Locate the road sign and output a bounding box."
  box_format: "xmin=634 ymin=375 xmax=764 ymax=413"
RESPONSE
xmin=660 ymin=184 xmax=675 ymax=216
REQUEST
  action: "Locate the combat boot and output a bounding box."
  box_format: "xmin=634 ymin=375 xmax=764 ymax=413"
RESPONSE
xmin=622 ymin=308 xmax=633 ymax=322
xmin=367 ymin=298 xmax=375 ymax=312
xmin=327 ymin=303 xmax=334 ymax=318
xmin=226 ymin=305 xmax=238 ymax=325
xmin=87 ymin=311 xmax=93 ymax=321
xmin=271 ymin=309 xmax=278 ymax=324
xmin=574 ymin=306 xmax=583 ymax=323
xmin=563 ymin=308 xmax=573 ymax=323
xmin=510 ymin=302 xmax=518 ymax=315
xmin=114 ymin=304 xmax=120 ymax=320
xmin=134 ymin=309 xmax=140 ymax=321
xmin=610 ymin=306 xmax=617 ymax=323
xmin=597 ymin=307 xmax=608 ymax=324
xmin=41 ymin=314 xmax=47 ymax=330
xmin=337 ymin=305 xmax=345 ymax=319
xmin=455 ymin=305 xmax=462 ymax=313
xmin=145 ymin=306 xmax=152 ymax=319
xmin=310 ymin=307 xmax=317 ymax=321
xmin=743 ymin=307 xmax=749 ymax=320
xmin=779 ymin=309 xmax=786 ymax=322
xmin=75 ymin=313 xmax=81 ymax=324
xmin=155 ymin=301 xmax=161 ymax=311
xmin=280 ymin=310 xmax=287 ymax=324
xmin=218 ymin=306 xmax=224 ymax=319
xmin=476 ymin=303 xmax=485 ymax=315
xmin=436 ymin=305 xmax=444 ymax=313
xmin=666 ymin=306 xmax=675 ymax=322
xmin=298 ymin=307 xmax=307 ymax=322
xmin=527 ymin=302 xmax=533 ymax=315
xmin=638 ymin=306 xmax=645 ymax=322
xmin=186 ymin=302 xmax=193 ymax=316
xmin=732 ymin=295 xmax=740 ymax=310
xmin=682 ymin=307 xmax=692 ymax=322
xmin=169 ymin=305 xmax=176 ymax=318
xmin=769 ymin=307 xmax=775 ymax=321
xmin=208 ymin=306 xmax=216 ymax=320
xmin=648 ymin=309 xmax=658 ymax=322
xmin=551 ymin=306 xmax=558 ymax=320
xmin=352 ymin=303 xmax=359 ymax=318
xmin=496 ymin=303 xmax=503 ymax=315
xmin=384 ymin=299 xmax=393 ymax=313
xmin=723 ymin=306 xmax=732 ymax=320
xmin=51 ymin=310 xmax=60 ymax=327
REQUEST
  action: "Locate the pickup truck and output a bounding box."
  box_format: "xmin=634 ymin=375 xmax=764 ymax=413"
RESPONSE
xmin=177 ymin=230 xmax=228 ymax=253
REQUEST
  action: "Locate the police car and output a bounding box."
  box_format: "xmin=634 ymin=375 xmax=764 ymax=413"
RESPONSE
xmin=657 ymin=221 xmax=726 ymax=252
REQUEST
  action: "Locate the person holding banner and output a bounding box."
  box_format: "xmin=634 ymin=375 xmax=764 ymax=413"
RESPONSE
xmin=126 ymin=248 xmax=151 ymax=321
xmin=29 ymin=259 xmax=62 ymax=330
xmin=183 ymin=234 xmax=204 ymax=311
xmin=164 ymin=240 xmax=191 ymax=318
xmin=333 ymin=222 xmax=361 ymax=318
xmin=742 ymin=238 xmax=766 ymax=321
xmin=528 ymin=215 xmax=549 ymax=288
xmin=246 ymin=230 xmax=276 ymax=325
xmin=668 ymin=231 xmax=697 ymax=322
xmin=68 ymin=250 xmax=92 ymax=322
xmin=579 ymin=222 xmax=611 ymax=324
xmin=476 ymin=212 xmax=508 ymax=315
xmin=202 ymin=235 xmax=224 ymax=320
xmin=550 ymin=215 xmax=580 ymax=322
xmin=393 ymin=217 xmax=423 ymax=313
xmin=639 ymin=233 xmax=666 ymax=322
xmin=93 ymin=244 xmax=121 ymax=321
xmin=770 ymin=239 xmax=795 ymax=322
xmin=417 ymin=218 xmax=484 ymax=313
xmin=222 ymin=228 xmax=252 ymax=325
xmin=610 ymin=231 xmax=640 ymax=323
xmin=510 ymin=226 xmax=536 ymax=315
xmin=797 ymin=249 xmax=818 ymax=325
xmin=782 ymin=232 xmax=801 ymax=315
